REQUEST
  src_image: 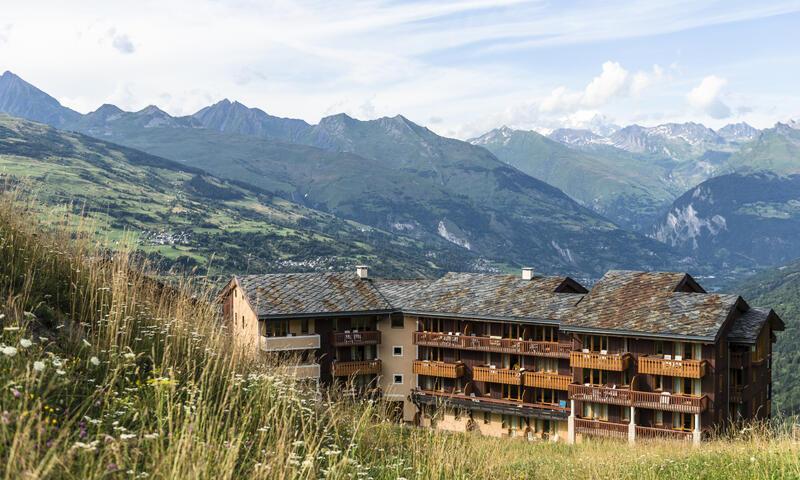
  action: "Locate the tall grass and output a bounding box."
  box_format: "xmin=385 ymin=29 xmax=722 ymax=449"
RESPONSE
xmin=0 ymin=188 xmax=799 ymax=479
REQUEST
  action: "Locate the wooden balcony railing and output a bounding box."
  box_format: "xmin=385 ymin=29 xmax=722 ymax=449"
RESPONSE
xmin=569 ymin=351 xmax=630 ymax=371
xmin=635 ymin=425 xmax=694 ymax=442
xmin=568 ymin=384 xmax=633 ymax=406
xmin=331 ymin=359 xmax=381 ymax=377
xmin=413 ymin=331 xmax=571 ymax=358
xmin=524 ymin=371 xmax=572 ymax=390
xmin=412 ymin=360 xmax=465 ymax=379
xmin=569 ymin=384 xmax=708 ymax=413
xmin=638 ymin=356 xmax=707 ymax=378
xmin=260 ymin=334 xmax=320 ymax=352
xmin=411 ymin=389 xmax=569 ymax=420
xmin=331 ymin=330 xmax=381 ymax=347
xmin=473 ymin=366 xmax=523 ymax=385
xmin=631 ymin=391 xmax=708 ymax=414
xmin=574 ymin=418 xmax=629 ymax=440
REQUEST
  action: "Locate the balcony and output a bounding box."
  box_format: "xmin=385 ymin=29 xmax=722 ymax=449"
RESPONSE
xmin=413 ymin=331 xmax=571 ymax=358
xmin=524 ymin=371 xmax=572 ymax=390
xmin=412 ymin=360 xmax=465 ymax=379
xmin=569 ymin=351 xmax=630 ymax=371
xmin=260 ymin=334 xmax=320 ymax=352
xmin=631 ymin=391 xmax=708 ymax=414
xmin=638 ymin=355 xmax=707 ymax=378
xmin=574 ymin=418 xmax=629 ymax=440
xmin=411 ymin=389 xmax=569 ymax=421
xmin=472 ymin=366 xmax=523 ymax=385
xmin=331 ymin=359 xmax=382 ymax=377
xmin=274 ymin=363 xmax=320 ymax=380
xmin=635 ymin=425 xmax=694 ymax=442
xmin=331 ymin=330 xmax=381 ymax=347
xmin=568 ymin=384 xmax=708 ymax=413
xmin=568 ymin=384 xmax=633 ymax=407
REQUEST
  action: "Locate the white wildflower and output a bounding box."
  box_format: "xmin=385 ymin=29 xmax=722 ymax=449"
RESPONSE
xmin=143 ymin=432 xmax=159 ymax=440
xmin=90 ymin=356 xmax=100 ymax=366
xmin=56 ymin=369 xmax=66 ymax=376
xmin=2 ymin=346 xmax=17 ymax=357
xmin=124 ymin=353 xmax=136 ymax=360
xmin=33 ymin=361 xmax=45 ymax=372
xmin=120 ymin=433 xmax=136 ymax=440
xmin=82 ymin=339 xmax=91 ymax=347
xmin=3 ymin=326 xmax=18 ymax=331
xmin=19 ymin=339 xmax=32 ymax=348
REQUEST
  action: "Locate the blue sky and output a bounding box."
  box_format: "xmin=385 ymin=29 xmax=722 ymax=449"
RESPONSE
xmin=2 ymin=0 xmax=799 ymax=138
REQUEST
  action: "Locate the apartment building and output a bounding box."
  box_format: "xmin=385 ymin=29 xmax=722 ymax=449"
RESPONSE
xmin=219 ymin=266 xmax=783 ymax=444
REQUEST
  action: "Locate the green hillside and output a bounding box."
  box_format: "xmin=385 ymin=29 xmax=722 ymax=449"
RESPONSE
xmin=0 ymin=114 xmax=476 ymax=277
xmin=734 ymin=259 xmax=800 ymax=412
xmin=727 ymin=124 xmax=800 ymax=175
xmin=470 ymin=127 xmax=677 ymax=230
xmin=56 ymin=108 xmax=682 ymax=278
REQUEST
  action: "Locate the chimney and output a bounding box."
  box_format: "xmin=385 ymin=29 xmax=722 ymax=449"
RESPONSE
xmin=521 ymin=267 xmax=534 ymax=281
xmin=356 ymin=265 xmax=369 ymax=279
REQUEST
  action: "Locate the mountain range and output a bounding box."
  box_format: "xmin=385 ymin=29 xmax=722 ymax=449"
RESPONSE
xmin=0 ymin=70 xmax=683 ymax=279
xmin=3 ymin=69 xmax=800 ymax=279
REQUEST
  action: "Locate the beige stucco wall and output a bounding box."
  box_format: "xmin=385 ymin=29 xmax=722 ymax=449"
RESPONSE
xmin=227 ymin=283 xmax=259 ymax=356
xmin=377 ymin=314 xmax=416 ymax=422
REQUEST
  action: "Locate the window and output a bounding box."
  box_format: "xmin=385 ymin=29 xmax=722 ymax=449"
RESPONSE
xmin=533 ymin=388 xmax=557 ymax=405
xmin=393 ymin=374 xmax=404 ymax=385
xmin=583 ymin=368 xmax=607 ymax=386
xmin=583 ymin=335 xmax=608 ymax=352
xmin=621 ymin=406 xmax=630 ymax=422
xmin=301 ymin=318 xmax=309 ymax=335
xmin=534 ymin=326 xmax=557 ymax=342
xmin=265 ymin=320 xmax=289 ymax=337
xmin=391 ymin=315 xmax=404 ymax=329
xmin=673 ymin=412 xmax=694 ymax=431
xmin=655 ymin=375 xmax=666 ymax=391
xmin=582 ymin=402 xmax=608 ymax=420
xmin=392 ymin=346 xmax=403 ymax=357
xmin=502 ymin=384 xmax=523 ymax=401
xmin=654 ymin=410 xmax=663 ymax=426
xmin=483 ymin=411 xmax=491 ymax=424
xmin=241 ymin=315 xmax=245 ymax=329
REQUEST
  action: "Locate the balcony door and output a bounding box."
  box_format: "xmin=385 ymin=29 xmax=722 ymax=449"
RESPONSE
xmin=582 ymin=335 xmax=608 ymax=352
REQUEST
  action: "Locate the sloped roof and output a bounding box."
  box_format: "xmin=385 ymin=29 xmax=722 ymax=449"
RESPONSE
xmin=564 ymin=270 xmax=741 ymax=340
xmin=371 ymin=279 xmax=434 ymax=309
xmin=236 ymin=273 xmax=392 ymax=318
xmin=399 ymin=272 xmax=586 ymax=322
xmin=727 ymin=307 xmax=784 ymax=344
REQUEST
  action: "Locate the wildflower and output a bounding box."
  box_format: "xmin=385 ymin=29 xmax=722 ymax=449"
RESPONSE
xmin=19 ymin=339 xmax=32 ymax=348
xmin=124 ymin=352 xmax=136 ymax=360
xmin=120 ymin=433 xmax=136 ymax=440
xmin=82 ymin=339 xmax=91 ymax=347
xmin=56 ymin=369 xmax=66 ymax=376
xmin=33 ymin=361 xmax=45 ymax=372
xmin=90 ymin=356 xmax=100 ymax=366
xmin=3 ymin=326 xmax=19 ymax=331
xmin=2 ymin=346 xmax=17 ymax=357
xmin=143 ymin=432 xmax=159 ymax=440
xmin=106 ymin=463 xmax=119 ymax=473
xmin=11 ymin=388 xmax=20 ymax=398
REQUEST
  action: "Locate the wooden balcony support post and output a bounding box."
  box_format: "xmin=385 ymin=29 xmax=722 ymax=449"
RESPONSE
xmin=628 ymin=406 xmax=636 ymax=445
xmin=567 ymin=398 xmax=576 ymax=445
xmin=693 ymin=413 xmax=701 ymax=445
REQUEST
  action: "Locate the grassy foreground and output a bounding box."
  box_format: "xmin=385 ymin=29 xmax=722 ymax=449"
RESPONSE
xmin=0 ymin=190 xmax=799 ymax=480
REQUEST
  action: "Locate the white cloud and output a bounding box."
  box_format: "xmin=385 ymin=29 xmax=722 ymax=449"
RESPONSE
xmin=630 ymin=64 xmax=664 ymax=97
xmin=583 ymin=61 xmax=629 ymax=107
xmin=106 ymin=28 xmax=135 ymax=54
xmin=687 ymin=75 xmax=731 ymax=119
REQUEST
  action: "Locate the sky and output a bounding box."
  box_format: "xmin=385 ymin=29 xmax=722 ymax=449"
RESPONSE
xmin=2 ymin=0 xmax=799 ymax=139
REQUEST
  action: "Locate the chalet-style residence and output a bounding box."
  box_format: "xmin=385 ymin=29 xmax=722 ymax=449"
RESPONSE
xmin=219 ymin=266 xmax=783 ymax=444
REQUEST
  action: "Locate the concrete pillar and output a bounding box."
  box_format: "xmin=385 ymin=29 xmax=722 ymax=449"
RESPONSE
xmin=693 ymin=413 xmax=701 ymax=445
xmin=567 ymin=399 xmax=576 ymax=445
xmin=628 ymin=406 xmax=636 ymax=445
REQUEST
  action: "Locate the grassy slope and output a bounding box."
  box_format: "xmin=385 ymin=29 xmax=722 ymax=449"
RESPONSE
xmin=0 ymin=114 xmax=482 ymax=277
xmin=733 ymin=259 xmax=800 ymax=412
xmin=0 ymin=189 xmax=799 ymax=479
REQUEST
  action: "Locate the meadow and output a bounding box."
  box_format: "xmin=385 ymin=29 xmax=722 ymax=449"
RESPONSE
xmin=1 ymin=188 xmax=799 ymax=479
